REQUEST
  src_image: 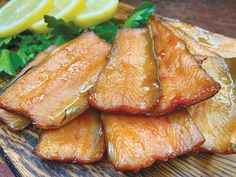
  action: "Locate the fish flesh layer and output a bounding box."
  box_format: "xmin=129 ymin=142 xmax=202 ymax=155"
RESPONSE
xmin=35 ymin=109 xmax=105 ymax=163
xmin=102 ymin=110 xmax=204 ymax=171
xmin=0 ymin=32 xmax=111 ymax=129
xmin=148 ymin=18 xmax=220 ymax=116
xmin=89 ymin=28 xmax=160 ymax=114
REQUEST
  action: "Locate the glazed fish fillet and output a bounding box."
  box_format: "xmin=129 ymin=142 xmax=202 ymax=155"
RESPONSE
xmin=188 ymin=57 xmax=236 ymax=154
xmin=0 ymin=109 xmax=30 ymax=131
xmin=0 ymin=32 xmax=111 ymax=129
xmin=164 ymin=21 xmax=236 ymax=154
xmin=162 ymin=17 xmax=236 ymax=58
xmin=102 ymin=110 xmax=204 ymax=171
xmin=148 ymin=18 xmax=220 ymax=116
xmin=35 ymin=109 xmax=105 ymax=163
xmin=161 ymin=20 xmax=218 ymax=58
xmin=0 ymin=46 xmax=56 ymax=131
xmin=89 ymin=28 xmax=160 ymax=114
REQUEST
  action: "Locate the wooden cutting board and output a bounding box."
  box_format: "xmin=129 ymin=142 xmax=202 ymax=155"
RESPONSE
xmin=0 ymin=2 xmax=236 ymax=177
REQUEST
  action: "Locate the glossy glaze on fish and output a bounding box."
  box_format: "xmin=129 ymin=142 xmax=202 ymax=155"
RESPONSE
xmin=161 ymin=20 xmax=218 ymax=58
xmin=148 ymin=18 xmax=220 ymax=116
xmin=162 ymin=17 xmax=236 ymax=58
xmin=35 ymin=109 xmax=105 ymax=163
xmin=0 ymin=46 xmax=56 ymax=131
xmin=102 ymin=110 xmax=204 ymax=171
xmin=89 ymin=28 xmax=160 ymax=114
xmin=1 ymin=45 xmax=56 ymax=94
xmin=163 ymin=22 xmax=236 ymax=154
xmin=188 ymin=57 xmax=236 ymax=154
xmin=0 ymin=32 xmax=111 ymax=129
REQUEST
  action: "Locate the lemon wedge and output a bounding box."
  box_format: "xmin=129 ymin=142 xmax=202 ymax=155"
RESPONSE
xmin=31 ymin=0 xmax=85 ymax=33
xmin=0 ymin=0 xmax=54 ymax=38
xmin=74 ymin=0 xmax=119 ymax=27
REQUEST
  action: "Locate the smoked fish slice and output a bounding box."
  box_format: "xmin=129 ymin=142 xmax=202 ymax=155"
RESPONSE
xmin=165 ymin=21 xmax=236 ymax=153
xmin=102 ymin=110 xmax=204 ymax=172
xmin=0 ymin=45 xmax=56 ymax=93
xmin=0 ymin=109 xmax=30 ymax=131
xmin=148 ymin=18 xmax=220 ymax=116
xmin=35 ymin=109 xmax=105 ymax=163
xmin=160 ymin=20 xmax=218 ymax=58
xmin=0 ymin=46 xmax=55 ymax=131
xmin=162 ymin=17 xmax=236 ymax=58
xmin=0 ymin=32 xmax=111 ymax=129
xmin=188 ymin=57 xmax=236 ymax=154
xmin=88 ymin=28 xmax=160 ymax=114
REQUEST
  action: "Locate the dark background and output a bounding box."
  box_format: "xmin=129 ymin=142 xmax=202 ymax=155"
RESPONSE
xmin=0 ymin=0 xmax=236 ymax=176
xmin=121 ymin=0 xmax=236 ymax=37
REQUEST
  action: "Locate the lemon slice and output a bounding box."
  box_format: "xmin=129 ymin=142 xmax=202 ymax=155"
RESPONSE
xmin=74 ymin=0 xmax=119 ymax=27
xmin=31 ymin=0 xmax=85 ymax=33
xmin=0 ymin=0 xmax=54 ymax=38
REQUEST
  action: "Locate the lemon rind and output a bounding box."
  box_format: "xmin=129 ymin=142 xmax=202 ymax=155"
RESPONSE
xmin=31 ymin=0 xmax=85 ymax=33
xmin=0 ymin=0 xmax=54 ymax=38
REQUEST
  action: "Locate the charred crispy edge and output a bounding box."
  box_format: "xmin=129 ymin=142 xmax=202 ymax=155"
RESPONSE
xmin=88 ymin=28 xmax=160 ymax=114
xmin=147 ymin=19 xmax=221 ymax=116
xmin=34 ymin=111 xmax=106 ymax=163
xmin=101 ymin=114 xmax=205 ymax=172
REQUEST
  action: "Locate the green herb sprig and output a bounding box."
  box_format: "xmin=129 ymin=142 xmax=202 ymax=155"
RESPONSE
xmin=123 ymin=1 xmax=155 ymax=29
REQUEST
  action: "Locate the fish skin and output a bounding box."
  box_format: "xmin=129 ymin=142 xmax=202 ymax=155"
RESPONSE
xmin=0 ymin=32 xmax=111 ymax=129
xmin=35 ymin=109 xmax=105 ymax=163
xmin=148 ymin=18 xmax=221 ymax=116
xmin=89 ymin=28 xmax=160 ymax=114
xmin=102 ymin=110 xmax=204 ymax=172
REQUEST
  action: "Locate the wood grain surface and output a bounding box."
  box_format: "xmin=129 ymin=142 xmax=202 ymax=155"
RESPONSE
xmin=0 ymin=1 xmax=236 ymax=177
xmin=0 ymin=156 xmax=14 ymax=176
xmin=0 ymin=123 xmax=236 ymax=177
